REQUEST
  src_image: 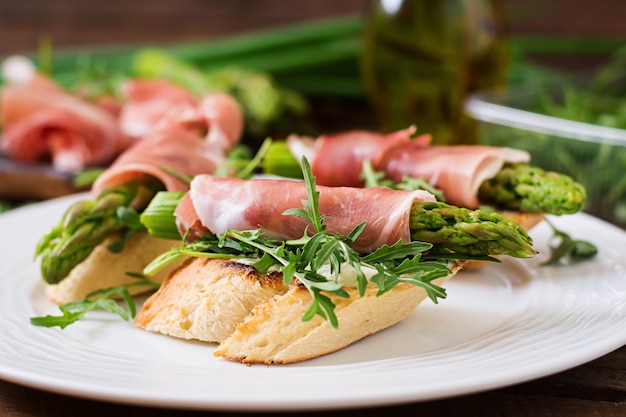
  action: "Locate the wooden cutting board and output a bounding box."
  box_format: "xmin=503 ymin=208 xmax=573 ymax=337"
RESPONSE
xmin=0 ymin=157 xmax=88 ymax=201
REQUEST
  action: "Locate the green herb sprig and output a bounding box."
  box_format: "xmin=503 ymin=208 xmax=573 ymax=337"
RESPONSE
xmin=30 ymin=273 xmax=160 ymax=328
xmin=541 ymin=219 xmax=598 ymax=266
xmin=360 ymin=160 xmax=447 ymax=201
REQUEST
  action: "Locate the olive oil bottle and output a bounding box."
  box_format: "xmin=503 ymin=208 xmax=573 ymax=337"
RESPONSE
xmin=360 ymin=0 xmax=510 ymax=144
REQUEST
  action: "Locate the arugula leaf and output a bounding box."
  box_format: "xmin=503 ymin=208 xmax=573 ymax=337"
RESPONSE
xmin=361 ymin=240 xmax=433 ymax=263
xmin=73 ymin=168 xmax=105 ymax=188
xmin=214 ymin=138 xmax=274 ymax=179
xmin=283 ymin=157 xmax=325 ymax=232
xmin=30 ymin=273 xmax=160 ymax=328
xmin=301 ymin=289 xmax=338 ymax=328
xmin=360 ymin=160 xmax=446 ymax=201
xmin=107 ymin=207 xmax=144 ymax=254
xmin=542 ymin=219 xmax=598 ymax=266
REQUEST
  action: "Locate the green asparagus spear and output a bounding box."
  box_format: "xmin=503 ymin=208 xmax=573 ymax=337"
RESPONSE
xmin=410 ymin=201 xmax=536 ymax=258
xmin=261 ymin=141 xmax=586 ymax=216
xmin=477 ymin=163 xmax=586 ymax=215
xmin=35 ymin=178 xmax=163 ymax=285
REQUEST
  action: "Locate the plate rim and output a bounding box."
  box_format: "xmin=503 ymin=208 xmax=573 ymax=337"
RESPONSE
xmin=0 ymin=194 xmax=625 ymax=411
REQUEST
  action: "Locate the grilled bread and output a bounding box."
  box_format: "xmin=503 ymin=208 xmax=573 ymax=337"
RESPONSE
xmin=135 ymin=257 xmax=461 ymax=365
xmin=135 ymin=257 xmax=288 ymax=343
xmin=501 ymin=211 xmax=545 ymax=232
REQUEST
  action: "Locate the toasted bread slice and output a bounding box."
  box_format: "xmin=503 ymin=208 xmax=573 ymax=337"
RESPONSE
xmin=45 ymin=231 xmax=181 ymax=304
xmin=500 ymin=211 xmax=546 ymax=231
xmin=214 ymin=271 xmax=457 ymax=365
xmin=135 ymin=257 xmax=460 ymax=364
xmin=135 ymin=257 xmax=289 ymax=342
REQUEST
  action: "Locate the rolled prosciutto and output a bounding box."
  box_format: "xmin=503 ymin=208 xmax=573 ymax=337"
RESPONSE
xmin=286 ymin=126 xmax=423 ymax=187
xmin=92 ymin=125 xmax=224 ymax=195
xmin=287 ymin=127 xmax=530 ymax=209
xmin=118 ymin=79 xmax=243 ymax=153
xmin=379 ymin=141 xmax=530 ymax=209
xmin=0 ymin=56 xmax=123 ymax=172
xmin=117 ymin=79 xmax=198 ymax=139
xmin=92 ymin=86 xmax=244 ymax=195
xmin=175 ymin=175 xmax=437 ymax=253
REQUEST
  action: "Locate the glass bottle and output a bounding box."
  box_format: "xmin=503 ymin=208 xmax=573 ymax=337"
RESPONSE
xmin=360 ymin=0 xmax=510 ymax=145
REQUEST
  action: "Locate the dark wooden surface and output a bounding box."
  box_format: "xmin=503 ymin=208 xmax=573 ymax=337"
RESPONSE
xmin=1 ymin=1 xmax=625 ymax=416
xmin=0 ymin=346 xmax=624 ymax=417
xmin=0 ymin=0 xmax=625 ymax=57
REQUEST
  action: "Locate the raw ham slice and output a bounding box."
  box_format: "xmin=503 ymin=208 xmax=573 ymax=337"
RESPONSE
xmin=378 ymin=142 xmax=530 ymax=208
xmin=118 ymin=79 xmax=244 ymax=150
xmin=0 ymin=58 xmax=122 ymax=172
xmin=287 ymin=126 xmax=424 ymax=187
xmin=200 ymin=93 xmax=244 ymax=155
xmin=91 ymin=125 xmax=224 ymax=195
xmin=92 ymin=87 xmax=244 ymax=196
xmin=117 ymin=79 xmax=199 ymax=139
xmin=1 ymin=57 xmax=243 ymax=180
xmin=287 ymin=127 xmax=530 ymax=209
xmin=176 ymin=175 xmax=437 ymax=253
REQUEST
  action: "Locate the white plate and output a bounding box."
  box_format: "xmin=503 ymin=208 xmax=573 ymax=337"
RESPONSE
xmin=0 ymin=194 xmax=625 ymax=412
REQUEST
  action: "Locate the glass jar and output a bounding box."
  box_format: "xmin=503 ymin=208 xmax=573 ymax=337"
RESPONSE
xmin=360 ymin=0 xmax=510 ymax=145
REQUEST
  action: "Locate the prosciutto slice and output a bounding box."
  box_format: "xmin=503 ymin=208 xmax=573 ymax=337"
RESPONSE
xmin=378 ymin=142 xmax=530 ymax=208
xmin=118 ymin=79 xmax=243 ymax=151
xmin=117 ymin=79 xmax=199 ymax=139
xmin=92 ymin=84 xmax=244 ymax=195
xmin=199 ymin=93 xmax=245 ymax=156
xmin=92 ymin=125 xmax=225 ymax=195
xmin=0 ymin=57 xmax=122 ymax=172
xmin=287 ymin=126 xmax=423 ymax=187
xmin=287 ymin=127 xmax=530 ymax=209
xmin=175 ymin=175 xmax=437 ymax=253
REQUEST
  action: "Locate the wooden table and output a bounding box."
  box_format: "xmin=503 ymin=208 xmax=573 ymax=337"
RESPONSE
xmin=1 ymin=1 xmax=625 ymax=416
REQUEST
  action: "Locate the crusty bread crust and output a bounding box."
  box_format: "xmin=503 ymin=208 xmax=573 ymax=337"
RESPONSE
xmin=214 ymin=273 xmax=456 ymax=364
xmin=499 ymin=211 xmax=545 ymax=231
xmin=45 ymin=231 xmax=181 ymax=304
xmin=135 ymin=257 xmax=288 ymax=342
xmin=135 ymin=258 xmax=460 ymax=364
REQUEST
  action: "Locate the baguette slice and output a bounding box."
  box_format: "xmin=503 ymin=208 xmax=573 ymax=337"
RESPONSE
xmin=45 ymin=231 xmax=182 ymax=305
xmin=500 ymin=211 xmax=545 ymax=232
xmin=135 ymin=257 xmax=289 ymax=342
xmin=135 ymin=257 xmax=460 ymax=365
xmin=214 ymin=270 xmax=458 ymax=365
